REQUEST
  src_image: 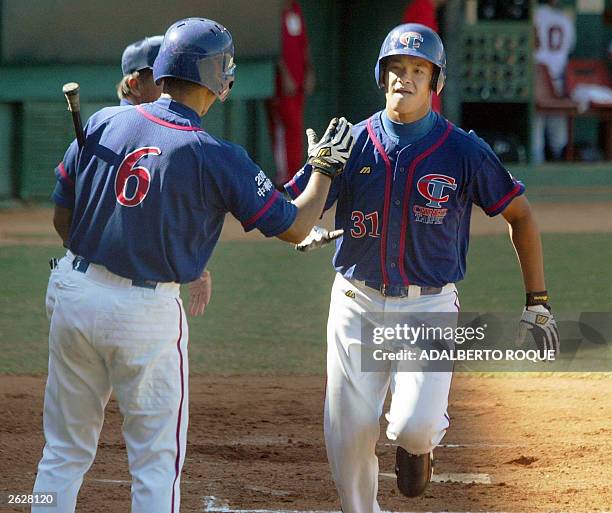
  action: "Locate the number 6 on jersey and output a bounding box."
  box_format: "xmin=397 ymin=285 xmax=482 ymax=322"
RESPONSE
xmin=115 ymin=147 xmax=161 ymax=207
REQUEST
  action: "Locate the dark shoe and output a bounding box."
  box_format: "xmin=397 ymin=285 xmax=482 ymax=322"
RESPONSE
xmin=395 ymin=447 xmax=433 ymax=497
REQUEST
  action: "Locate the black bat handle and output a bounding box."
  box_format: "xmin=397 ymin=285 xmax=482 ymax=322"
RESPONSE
xmin=71 ymin=111 xmax=85 ymax=149
xmin=62 ymin=82 xmax=85 ymax=149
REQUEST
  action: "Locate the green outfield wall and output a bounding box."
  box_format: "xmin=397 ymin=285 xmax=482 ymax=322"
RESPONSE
xmin=0 ymin=0 xmax=610 ymax=200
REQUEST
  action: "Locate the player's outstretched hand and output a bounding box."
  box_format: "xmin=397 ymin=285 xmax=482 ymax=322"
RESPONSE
xmin=306 ymin=117 xmax=353 ymax=179
xmin=516 ymin=304 xmax=560 ymax=357
xmin=188 ymin=269 xmax=212 ymax=317
xmin=295 ymin=226 xmax=344 ymax=252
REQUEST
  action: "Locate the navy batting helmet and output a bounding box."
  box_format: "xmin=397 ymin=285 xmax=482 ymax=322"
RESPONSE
xmin=374 ymin=23 xmax=446 ymax=95
xmin=153 ymin=18 xmax=236 ymax=101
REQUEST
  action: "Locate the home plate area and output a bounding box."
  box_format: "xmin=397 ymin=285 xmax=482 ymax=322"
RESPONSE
xmin=202 ymin=469 xmax=494 ymax=513
xmin=182 ymin=375 xmax=610 ymax=512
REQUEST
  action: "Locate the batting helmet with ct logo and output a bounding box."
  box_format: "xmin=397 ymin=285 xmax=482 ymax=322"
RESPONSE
xmin=374 ymin=23 xmax=446 ymax=95
xmin=153 ymin=18 xmax=236 ymax=102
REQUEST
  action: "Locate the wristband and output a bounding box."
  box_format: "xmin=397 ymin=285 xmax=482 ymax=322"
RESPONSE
xmin=311 ymin=165 xmax=336 ymax=179
xmin=526 ymin=291 xmax=549 ymax=307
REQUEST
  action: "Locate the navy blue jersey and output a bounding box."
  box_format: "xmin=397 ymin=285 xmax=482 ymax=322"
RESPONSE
xmin=285 ymin=111 xmax=524 ymax=289
xmin=53 ymin=97 xmax=296 ymax=283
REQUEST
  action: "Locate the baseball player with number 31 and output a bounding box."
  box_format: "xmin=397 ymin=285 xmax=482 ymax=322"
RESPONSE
xmin=287 ymin=24 xmax=559 ymax=513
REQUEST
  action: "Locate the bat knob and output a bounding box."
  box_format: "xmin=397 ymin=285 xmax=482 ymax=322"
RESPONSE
xmin=62 ymin=82 xmax=81 ymax=113
xmin=62 ymin=82 xmax=80 ymax=96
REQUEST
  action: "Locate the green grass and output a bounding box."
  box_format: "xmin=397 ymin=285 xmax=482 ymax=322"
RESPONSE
xmin=1 ymin=232 xmax=611 ymax=374
xmin=520 ymin=186 xmax=612 ymax=203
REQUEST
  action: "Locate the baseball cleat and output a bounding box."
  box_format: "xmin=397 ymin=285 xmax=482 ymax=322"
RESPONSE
xmin=395 ymin=447 xmax=434 ymax=497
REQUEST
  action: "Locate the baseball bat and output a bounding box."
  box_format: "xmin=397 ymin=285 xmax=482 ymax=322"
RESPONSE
xmin=62 ymin=82 xmax=85 ymax=149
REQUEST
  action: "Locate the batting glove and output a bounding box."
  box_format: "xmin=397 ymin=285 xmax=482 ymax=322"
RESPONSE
xmin=295 ymin=226 xmax=344 ymax=252
xmin=516 ymin=304 xmax=560 ymax=357
xmin=307 ymin=117 xmax=354 ymax=179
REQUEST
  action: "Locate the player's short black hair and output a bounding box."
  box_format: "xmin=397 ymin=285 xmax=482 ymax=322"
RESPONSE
xmin=161 ymin=77 xmax=212 ymax=96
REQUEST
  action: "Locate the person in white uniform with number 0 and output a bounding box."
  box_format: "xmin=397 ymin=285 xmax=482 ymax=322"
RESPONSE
xmin=534 ymin=0 xmax=576 ymax=163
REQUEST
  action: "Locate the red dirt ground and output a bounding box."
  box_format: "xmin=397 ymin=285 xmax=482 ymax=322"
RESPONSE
xmin=1 ymin=374 xmax=611 ymax=512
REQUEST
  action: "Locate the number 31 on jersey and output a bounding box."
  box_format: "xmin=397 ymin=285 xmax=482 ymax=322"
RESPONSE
xmin=351 ymin=210 xmax=380 ymax=238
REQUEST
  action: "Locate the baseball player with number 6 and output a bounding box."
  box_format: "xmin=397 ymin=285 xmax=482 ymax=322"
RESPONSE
xmin=286 ymin=24 xmax=559 ymax=513
xmin=32 ymin=17 xmax=353 ymax=513
xmin=45 ymin=36 xmax=166 ymax=323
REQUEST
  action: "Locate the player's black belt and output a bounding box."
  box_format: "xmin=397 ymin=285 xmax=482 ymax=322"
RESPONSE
xmin=364 ymin=281 xmax=443 ymax=298
xmin=72 ymin=256 xmax=158 ymax=290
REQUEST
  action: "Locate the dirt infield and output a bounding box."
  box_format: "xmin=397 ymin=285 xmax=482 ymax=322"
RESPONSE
xmin=2 ymin=202 xmax=612 ymax=246
xmin=2 ymin=204 xmax=611 ymax=512
xmin=1 ymin=374 xmax=611 ymax=512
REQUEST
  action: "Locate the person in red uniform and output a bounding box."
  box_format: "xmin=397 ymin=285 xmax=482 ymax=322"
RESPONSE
xmin=269 ymin=0 xmax=316 ymax=186
xmin=401 ymin=0 xmax=446 ymax=112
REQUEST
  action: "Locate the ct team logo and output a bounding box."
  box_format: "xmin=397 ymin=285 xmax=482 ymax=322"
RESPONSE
xmin=399 ymin=31 xmax=424 ymax=50
xmin=417 ymin=174 xmax=457 ymax=208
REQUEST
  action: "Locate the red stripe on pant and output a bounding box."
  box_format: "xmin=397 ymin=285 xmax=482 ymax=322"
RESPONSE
xmin=171 ymin=300 xmax=185 ymax=513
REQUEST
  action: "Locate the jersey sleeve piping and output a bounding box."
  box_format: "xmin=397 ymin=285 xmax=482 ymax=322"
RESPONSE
xmin=241 ymin=190 xmax=282 ymax=229
xmin=483 ymin=181 xmax=525 ymax=216
xmin=285 ymin=176 xmax=303 ymax=199
xmin=57 ymin=161 xmax=74 ymax=188
xmin=260 ymin=204 xmax=297 ymax=237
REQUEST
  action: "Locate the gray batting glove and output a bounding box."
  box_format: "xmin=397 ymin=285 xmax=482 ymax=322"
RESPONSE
xmin=516 ymin=305 xmax=560 ymax=357
xmin=295 ymin=226 xmax=344 ymax=252
xmin=306 ymin=117 xmax=353 ymax=179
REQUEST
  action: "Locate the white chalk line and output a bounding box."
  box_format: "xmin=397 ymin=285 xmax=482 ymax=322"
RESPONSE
xmin=379 ymin=472 xmax=492 ymax=485
xmin=202 ymin=496 xmax=605 ymax=513
xmin=203 ymin=495 xmax=522 ymax=513
xmin=218 ymin=439 xmax=527 ymax=449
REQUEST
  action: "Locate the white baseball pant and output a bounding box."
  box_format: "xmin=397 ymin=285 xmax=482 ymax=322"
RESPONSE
xmin=324 ymin=273 xmax=458 ymax=513
xmin=45 ymin=250 xmax=74 ymax=320
xmin=33 ymin=261 xmax=188 ymax=513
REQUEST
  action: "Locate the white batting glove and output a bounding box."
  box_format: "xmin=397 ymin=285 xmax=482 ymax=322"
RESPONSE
xmin=295 ymin=226 xmax=344 ymax=252
xmin=516 ymin=305 xmax=560 ymax=356
xmin=306 ymin=117 xmax=353 ymax=179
